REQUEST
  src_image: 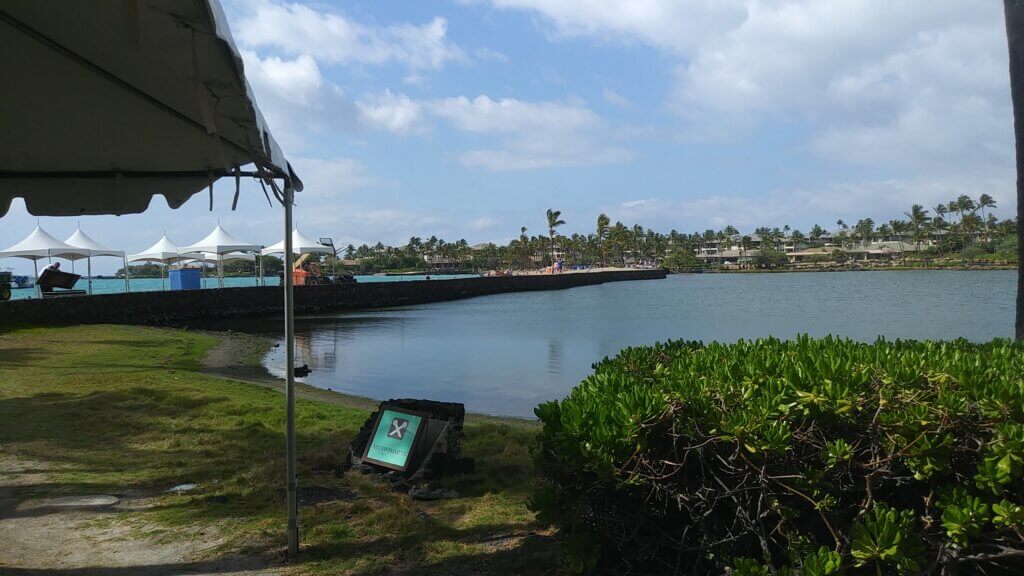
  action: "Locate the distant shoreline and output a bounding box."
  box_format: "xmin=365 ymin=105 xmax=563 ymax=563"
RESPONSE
xmin=676 ymin=264 xmax=1017 ymax=274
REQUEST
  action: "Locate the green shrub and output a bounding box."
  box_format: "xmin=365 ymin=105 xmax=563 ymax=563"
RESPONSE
xmin=533 ymin=336 xmax=1024 ymax=574
xmin=995 ymin=236 xmax=1018 ymax=259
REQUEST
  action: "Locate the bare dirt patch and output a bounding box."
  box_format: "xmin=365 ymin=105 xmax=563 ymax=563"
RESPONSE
xmin=0 ymin=455 xmax=283 ymax=576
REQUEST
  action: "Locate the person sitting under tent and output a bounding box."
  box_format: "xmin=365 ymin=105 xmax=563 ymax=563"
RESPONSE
xmin=39 ymin=262 xmax=60 ymax=293
xmin=40 ymin=261 xmax=60 ymax=276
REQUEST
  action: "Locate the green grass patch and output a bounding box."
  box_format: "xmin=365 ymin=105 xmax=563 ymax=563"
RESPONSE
xmin=0 ymin=325 xmax=554 ymax=574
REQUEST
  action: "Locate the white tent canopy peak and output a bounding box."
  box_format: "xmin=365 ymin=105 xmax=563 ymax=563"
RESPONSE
xmin=127 ymin=235 xmax=202 ymax=263
xmin=0 ymin=225 xmax=90 ymax=260
xmin=64 ymin=227 xmax=124 ymax=258
xmin=181 ymin=224 xmax=261 ymax=255
xmin=263 ymin=228 xmax=333 ymax=256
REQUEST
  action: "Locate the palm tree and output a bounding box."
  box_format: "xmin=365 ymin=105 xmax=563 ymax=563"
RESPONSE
xmin=979 ymin=194 xmax=997 ymax=240
xmin=518 ymin=227 xmax=529 ymax=270
xmin=546 ymin=209 xmax=565 ymax=263
xmin=632 ymin=224 xmax=644 ymax=264
xmin=904 ymin=204 xmax=930 ymax=258
xmin=854 ymin=218 xmax=875 ymax=247
xmin=955 ymin=195 xmax=977 ymax=251
xmin=596 ymin=214 xmax=610 ymax=266
xmin=739 ymin=236 xmax=753 ymax=269
xmin=889 ymin=219 xmax=907 ymax=263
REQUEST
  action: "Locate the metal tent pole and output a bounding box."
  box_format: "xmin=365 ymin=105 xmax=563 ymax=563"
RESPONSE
xmin=123 ymin=256 xmax=129 ymax=293
xmin=283 ymin=183 xmax=299 ymax=556
xmin=87 ymin=256 xmax=92 ymax=295
xmin=33 ymin=259 xmax=39 ymax=298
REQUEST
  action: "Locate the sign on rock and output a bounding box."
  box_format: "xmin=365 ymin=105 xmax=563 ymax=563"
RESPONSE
xmin=362 ymin=408 xmax=425 ymax=471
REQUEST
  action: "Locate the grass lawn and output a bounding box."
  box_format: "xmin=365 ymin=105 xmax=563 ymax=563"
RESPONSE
xmin=0 ymin=325 xmax=556 ymax=575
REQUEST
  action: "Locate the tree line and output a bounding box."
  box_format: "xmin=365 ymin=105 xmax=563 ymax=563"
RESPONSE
xmin=344 ymin=195 xmax=1016 ymax=273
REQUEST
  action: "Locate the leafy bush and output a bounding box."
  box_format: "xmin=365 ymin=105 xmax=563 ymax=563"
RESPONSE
xmin=533 ymin=337 xmax=1024 ymax=574
xmin=995 ymin=236 xmax=1018 ymax=259
xmin=754 ymin=248 xmax=790 ymax=269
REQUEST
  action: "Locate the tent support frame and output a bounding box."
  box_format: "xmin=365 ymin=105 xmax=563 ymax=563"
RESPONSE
xmin=282 ymin=183 xmax=298 ymax=556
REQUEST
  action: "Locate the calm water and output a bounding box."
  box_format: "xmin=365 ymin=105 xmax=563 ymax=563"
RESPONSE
xmin=7 ymin=274 xmax=478 ymax=300
xmin=239 ymin=271 xmax=1016 ymax=418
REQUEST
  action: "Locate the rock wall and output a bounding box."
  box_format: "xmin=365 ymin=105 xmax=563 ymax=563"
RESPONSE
xmin=0 ymin=269 xmax=666 ymax=327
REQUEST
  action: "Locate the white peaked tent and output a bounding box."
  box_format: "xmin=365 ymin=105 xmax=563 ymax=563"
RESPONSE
xmin=262 ymin=228 xmax=333 ymax=280
xmin=190 ymin=251 xmax=258 ymax=264
xmin=1 ymin=0 xmax=304 ymax=555
xmin=181 ymin=225 xmax=262 ymax=288
xmin=64 ymin=227 xmax=127 ymax=294
xmin=127 ymin=235 xmax=203 ymax=290
xmin=0 ymin=226 xmax=90 ymax=294
xmin=263 ymin=228 xmax=333 ymax=256
xmin=187 ymin=251 xmax=260 ymax=288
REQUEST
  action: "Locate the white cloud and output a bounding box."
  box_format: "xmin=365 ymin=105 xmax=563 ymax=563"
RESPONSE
xmin=621 ymin=198 xmax=654 ymax=208
xmin=355 ymin=90 xmax=426 ymax=134
xmin=474 ymin=47 xmax=510 ymax=63
xmin=291 ymin=157 xmax=381 ymax=198
xmin=240 ymin=51 xmax=355 ymax=151
xmin=607 ymin=172 xmax=1015 ymax=234
xmin=669 ymin=2 xmax=1009 ymax=171
xmin=470 ymin=0 xmax=747 ymax=53
xmin=603 ymin=88 xmax=629 ymax=108
xmin=470 ymin=217 xmax=498 ymax=230
xmin=476 ymin=0 xmax=1012 ymax=205
xmin=428 ymin=95 xmax=632 ymax=170
xmin=235 ymin=1 xmax=467 ymax=70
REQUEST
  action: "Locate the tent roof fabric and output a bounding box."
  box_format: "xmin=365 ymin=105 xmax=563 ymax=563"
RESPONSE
xmin=189 ymin=251 xmax=257 ymax=264
xmin=181 ymin=225 xmax=261 ymax=255
xmin=0 ymin=0 xmax=301 ymax=218
xmin=262 ymin=228 xmax=333 ymax=256
xmin=0 ymin=226 xmax=91 ymax=260
xmin=64 ymin=228 xmax=124 ymax=258
xmin=127 ymin=235 xmax=201 ymax=263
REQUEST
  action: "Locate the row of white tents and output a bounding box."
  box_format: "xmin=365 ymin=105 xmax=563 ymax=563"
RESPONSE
xmin=0 ymin=224 xmax=333 ymax=294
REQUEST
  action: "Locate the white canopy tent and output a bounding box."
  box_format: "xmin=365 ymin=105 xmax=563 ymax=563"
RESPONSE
xmin=127 ymin=235 xmax=203 ymax=290
xmin=262 ymin=228 xmax=333 ymax=281
xmin=262 ymin=228 xmax=333 ymax=256
xmin=0 ymin=226 xmax=90 ymax=294
xmin=64 ymin=227 xmax=127 ymax=294
xmin=186 ymin=251 xmax=260 ymax=288
xmin=189 ymin=251 xmax=258 ymax=264
xmin=181 ymin=225 xmax=262 ymax=288
xmin=1 ymin=0 xmax=304 ymax=555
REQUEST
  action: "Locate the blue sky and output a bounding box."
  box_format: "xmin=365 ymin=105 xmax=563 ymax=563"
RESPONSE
xmin=0 ymin=1 xmax=1016 ymax=274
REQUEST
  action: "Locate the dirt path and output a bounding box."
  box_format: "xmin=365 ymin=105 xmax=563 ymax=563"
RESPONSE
xmin=0 ymin=455 xmax=283 ymax=575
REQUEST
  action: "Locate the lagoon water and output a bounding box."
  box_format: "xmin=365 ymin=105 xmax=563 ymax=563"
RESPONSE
xmin=243 ymin=270 xmax=1016 ymax=418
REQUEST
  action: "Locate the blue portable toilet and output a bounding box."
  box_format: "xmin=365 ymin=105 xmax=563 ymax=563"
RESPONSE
xmin=169 ymin=268 xmax=201 ymax=290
